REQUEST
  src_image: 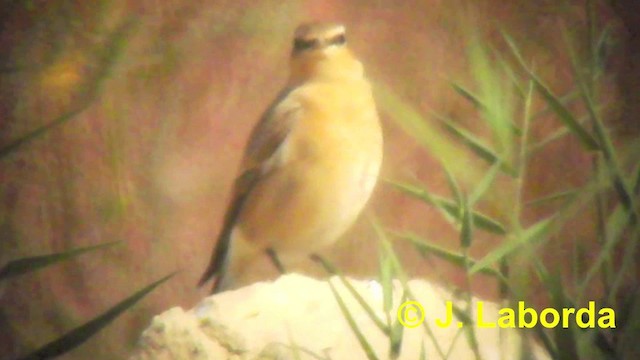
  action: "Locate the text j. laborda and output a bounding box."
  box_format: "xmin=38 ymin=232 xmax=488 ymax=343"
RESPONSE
xmin=397 ymin=300 xmax=615 ymax=329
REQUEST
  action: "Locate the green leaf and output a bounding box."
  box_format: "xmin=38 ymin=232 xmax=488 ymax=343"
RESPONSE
xmin=0 ymin=16 xmax=139 ymax=160
xmin=460 ymin=197 xmax=473 ymax=248
xmin=431 ymin=112 xmax=517 ymax=176
xmin=379 ymin=246 xmax=394 ymax=316
xmin=522 ymin=264 xmax=559 ymax=358
xmin=374 ymin=84 xmax=465 ymax=169
xmin=17 ymin=272 xmax=176 ymax=360
xmin=388 ymin=181 xmax=507 ymax=235
xmin=394 ymin=232 xmax=506 ymax=282
xmin=327 ymin=280 xmax=380 ymax=360
xmin=0 ymin=106 xmax=90 ymax=159
xmin=451 ymin=82 xmax=485 ymax=111
xmin=632 ymin=162 xmax=640 ymax=194
xmin=530 ymin=88 xmax=582 ymax=123
xmin=450 ymin=82 xmax=522 ymax=136
xmin=594 ymin=25 xmax=613 ymax=71
xmin=451 ymin=303 xmax=481 ymax=357
xmin=442 ymin=165 xmax=463 ymax=209
xmin=467 ymin=40 xmax=517 ymax=157
xmin=578 ymin=203 xmax=627 ymax=298
xmin=532 ymin=79 xmax=599 ymax=151
xmin=369 ymin=219 xmax=447 ymax=359
xmin=272 ymin=342 xmax=328 ymax=360
xmin=524 ymin=189 xmax=579 ymax=207
xmin=311 ymin=255 xmax=389 ymax=335
xmin=389 ymin=317 xmax=404 ymax=360
xmin=502 ymin=31 xmax=600 ymax=151
xmin=469 ymin=216 xmax=555 ymax=274
xmin=419 ymin=340 xmax=426 ymax=360
xmin=0 ymin=241 xmax=120 ymax=281
xmin=527 ymin=102 xmax=607 ymax=155
xmin=469 ymin=162 xmax=501 ymax=206
xmin=539 ymin=270 xmax=580 ymax=360
xmin=285 ymin=330 xmax=303 ymax=360
xmin=490 ymin=44 xmax=527 ymax=99
xmin=563 ymin=29 xmax=640 ymax=224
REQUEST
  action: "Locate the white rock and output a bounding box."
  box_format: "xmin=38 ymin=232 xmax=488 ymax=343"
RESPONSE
xmin=130 ymin=274 xmax=550 ymax=359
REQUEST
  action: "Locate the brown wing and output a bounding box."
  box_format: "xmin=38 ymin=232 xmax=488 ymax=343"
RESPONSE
xmin=198 ymin=88 xmax=300 ymax=292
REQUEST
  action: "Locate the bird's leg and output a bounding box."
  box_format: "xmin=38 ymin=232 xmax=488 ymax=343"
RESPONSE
xmin=266 ymin=248 xmax=286 ymax=274
xmin=309 ymin=253 xmax=335 ymax=274
xmin=309 ymin=253 xmax=323 ymax=264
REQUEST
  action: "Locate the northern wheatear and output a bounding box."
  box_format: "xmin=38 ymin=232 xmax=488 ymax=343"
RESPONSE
xmin=199 ymin=22 xmax=383 ymax=293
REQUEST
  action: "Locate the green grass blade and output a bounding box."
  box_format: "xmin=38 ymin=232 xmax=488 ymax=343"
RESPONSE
xmin=311 ymin=255 xmax=389 ymax=335
xmin=450 ymin=82 xmax=522 ymax=137
xmin=419 ymin=340 xmax=426 ymax=360
xmin=438 ymin=198 xmax=506 ymax=236
xmin=375 ymin=84 xmax=468 ymax=171
xmin=578 ymin=203 xmax=627 ymax=299
xmin=460 ymin=197 xmax=473 ymax=248
xmin=442 ymin=165 xmax=463 ymax=210
xmin=273 ymin=342 xmax=329 ymax=360
xmin=379 ymin=245 xmax=394 ymax=316
xmin=431 ymin=111 xmax=517 ymax=176
xmin=633 ymin=163 xmax=640 ymax=194
xmin=387 ymin=180 xmax=507 ymax=235
xmin=469 ymin=162 xmax=501 ymax=206
xmin=567 ymin=35 xmax=639 ymax=225
xmin=327 ymin=279 xmax=380 ymax=360
xmin=451 ymin=82 xmax=486 ymax=110
xmin=392 ymin=231 xmax=507 ymax=283
xmin=530 ymin=88 xmax=582 ymax=122
xmin=286 ymin=330 xmax=303 ymax=360
xmin=469 ymin=216 xmax=555 ymax=274
xmin=490 ymin=44 xmax=527 ymax=99
xmin=0 ymin=241 xmax=120 ymax=281
xmin=526 ymin=99 xmax=607 ymax=155
xmin=502 ymin=31 xmax=600 ymax=151
xmin=370 ymin=218 xmax=449 ymax=358
xmin=467 ymin=40 xmax=517 ymax=158
xmin=389 ymin=316 xmax=404 ymax=360
xmin=594 ymin=25 xmax=613 ymax=72
xmin=17 ymin=272 xmax=176 ymax=360
xmin=563 ymin=29 xmax=640 ymax=225
xmin=0 ymin=16 xmax=139 ymax=160
xmin=537 ymin=269 xmax=579 ymax=360
xmin=524 ymin=189 xmax=579 ymax=207
xmin=0 ymin=105 xmax=91 ymax=159
xmin=451 ymin=304 xmax=481 ymax=359
xmin=531 ymin=78 xmax=599 ymax=151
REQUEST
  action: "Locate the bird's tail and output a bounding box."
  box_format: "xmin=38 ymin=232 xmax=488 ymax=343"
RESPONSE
xmin=198 ymin=173 xmax=257 ymax=293
xmin=198 ymin=230 xmax=233 ymax=293
xmin=198 ymin=228 xmax=256 ymax=293
xmin=198 ymin=206 xmax=240 ymax=293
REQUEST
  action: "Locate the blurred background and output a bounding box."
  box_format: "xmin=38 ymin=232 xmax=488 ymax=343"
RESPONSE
xmin=1 ymin=0 xmax=638 ymax=359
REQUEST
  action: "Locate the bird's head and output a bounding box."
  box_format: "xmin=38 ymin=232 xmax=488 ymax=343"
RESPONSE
xmin=288 ymin=22 xmax=364 ymax=84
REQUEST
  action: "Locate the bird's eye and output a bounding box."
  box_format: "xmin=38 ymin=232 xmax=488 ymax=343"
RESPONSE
xmin=328 ymin=34 xmax=346 ymax=46
xmin=294 ymin=38 xmax=320 ymax=51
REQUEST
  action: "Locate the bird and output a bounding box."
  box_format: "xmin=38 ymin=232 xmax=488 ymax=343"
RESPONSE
xmin=198 ymin=22 xmax=383 ymax=293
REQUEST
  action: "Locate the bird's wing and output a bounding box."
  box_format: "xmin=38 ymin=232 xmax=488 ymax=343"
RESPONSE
xmin=198 ymin=88 xmax=301 ymax=291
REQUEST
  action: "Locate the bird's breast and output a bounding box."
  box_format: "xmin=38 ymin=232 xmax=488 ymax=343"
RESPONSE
xmin=239 ymin=79 xmax=382 ymax=254
xmin=282 ymin=81 xmax=382 ymax=246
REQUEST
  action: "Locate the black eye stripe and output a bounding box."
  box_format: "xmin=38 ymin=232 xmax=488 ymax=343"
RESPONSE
xmin=293 ymin=33 xmax=346 ymax=52
xmin=294 ymin=38 xmax=319 ymax=51
xmin=328 ymin=34 xmax=346 ymax=46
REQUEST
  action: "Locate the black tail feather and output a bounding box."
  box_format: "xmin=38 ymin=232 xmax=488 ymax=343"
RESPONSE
xmin=198 ymin=193 xmax=249 ymax=293
xmin=198 ymin=169 xmax=259 ymax=293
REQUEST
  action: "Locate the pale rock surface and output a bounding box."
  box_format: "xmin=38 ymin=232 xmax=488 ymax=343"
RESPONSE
xmin=129 ymin=274 xmax=550 ymax=359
